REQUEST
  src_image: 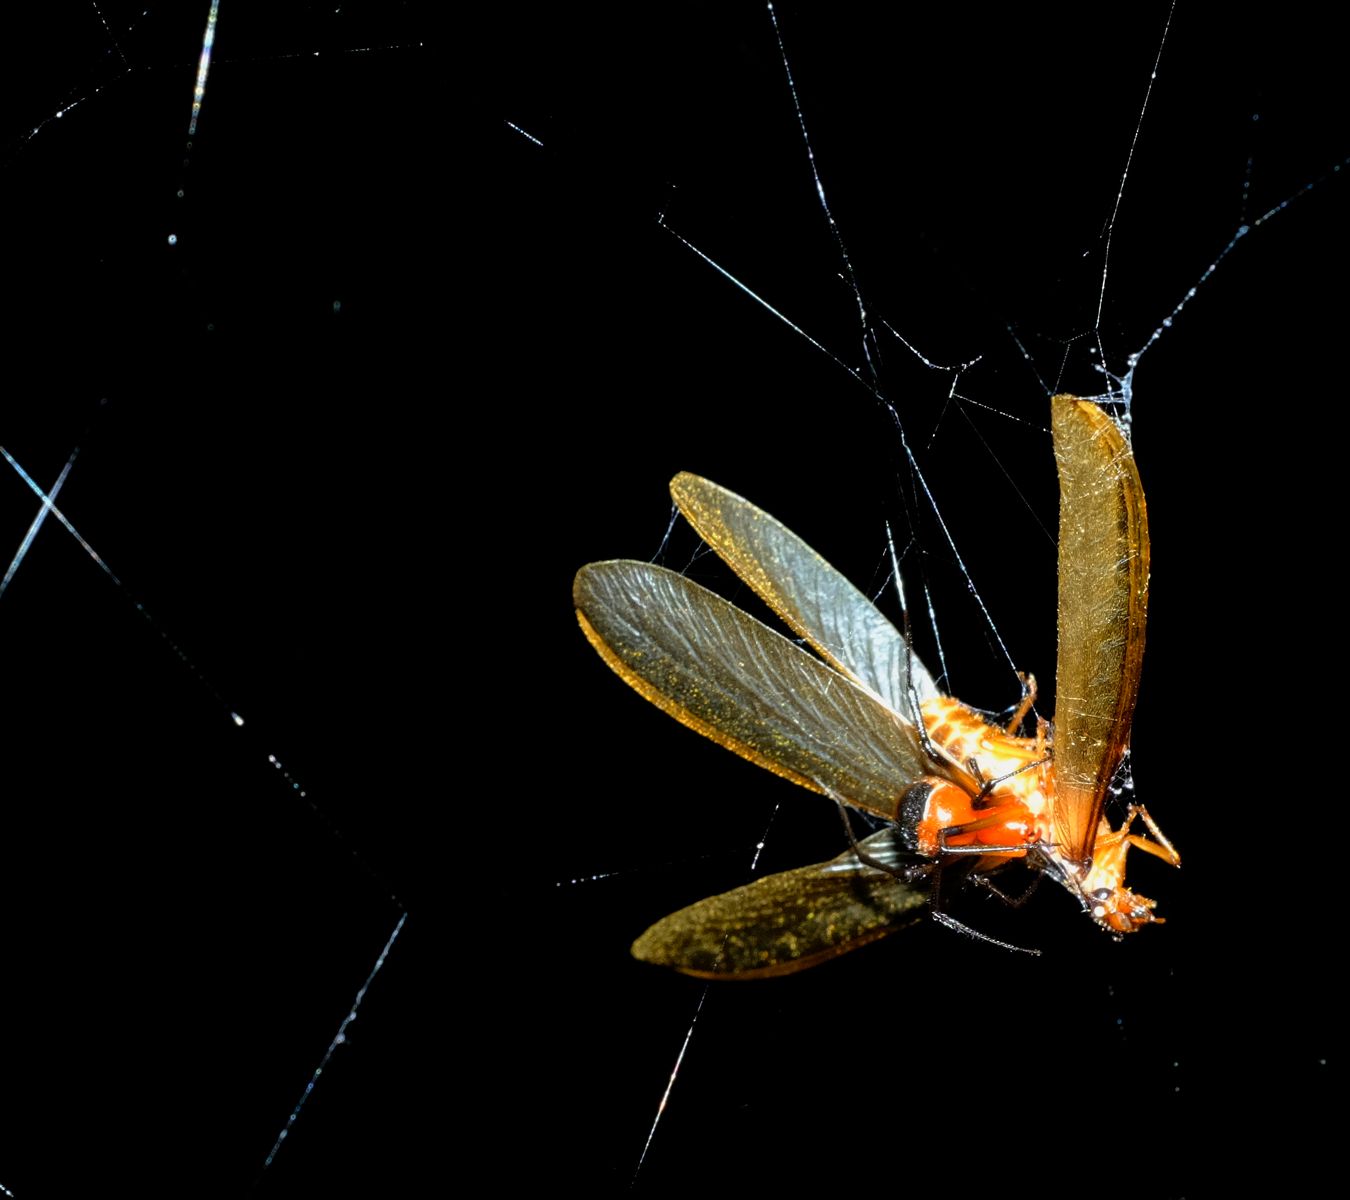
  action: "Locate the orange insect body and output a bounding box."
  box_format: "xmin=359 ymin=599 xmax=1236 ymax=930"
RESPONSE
xmin=575 ymin=396 xmax=1180 ymax=975
xmin=913 ymin=696 xmax=1176 ymax=934
xmin=911 ymin=696 xmax=1049 ymax=858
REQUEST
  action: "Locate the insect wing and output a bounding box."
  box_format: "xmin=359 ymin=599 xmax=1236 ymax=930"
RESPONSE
xmin=1050 ymin=396 xmax=1150 ymax=866
xmin=574 ymin=561 xmax=933 ymax=821
xmin=671 ymin=472 xmax=940 ymax=719
xmin=631 ymin=829 xmax=928 ymax=978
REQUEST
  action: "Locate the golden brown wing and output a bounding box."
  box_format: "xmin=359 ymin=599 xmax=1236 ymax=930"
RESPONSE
xmin=574 ymin=561 xmax=934 ymax=822
xmin=631 ymin=829 xmax=928 ymax=978
xmin=670 ymin=472 xmax=940 ymax=720
xmin=1050 ymin=395 xmax=1150 ymax=868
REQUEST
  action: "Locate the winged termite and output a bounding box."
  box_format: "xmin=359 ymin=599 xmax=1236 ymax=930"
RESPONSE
xmin=574 ymin=395 xmax=1179 ymax=977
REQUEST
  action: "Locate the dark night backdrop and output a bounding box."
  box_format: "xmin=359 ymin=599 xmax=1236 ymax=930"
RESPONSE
xmin=3 ymin=4 xmax=1341 ymax=1195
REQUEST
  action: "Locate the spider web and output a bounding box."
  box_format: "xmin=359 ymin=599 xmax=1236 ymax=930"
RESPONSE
xmin=2 ymin=4 xmax=435 ymax=1194
xmin=489 ymin=3 xmax=1343 ymax=1192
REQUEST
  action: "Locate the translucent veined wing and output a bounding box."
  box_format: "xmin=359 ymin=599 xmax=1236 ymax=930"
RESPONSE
xmin=1050 ymin=395 xmax=1150 ymax=868
xmin=671 ymin=472 xmax=940 ymax=719
xmin=574 ymin=561 xmax=937 ymax=822
xmin=631 ymin=829 xmax=928 ymax=978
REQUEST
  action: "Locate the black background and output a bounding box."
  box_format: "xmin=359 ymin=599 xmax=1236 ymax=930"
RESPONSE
xmin=4 ymin=3 xmax=1343 ymax=1195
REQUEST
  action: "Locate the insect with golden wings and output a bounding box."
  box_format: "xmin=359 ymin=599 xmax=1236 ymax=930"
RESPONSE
xmin=574 ymin=395 xmax=1178 ymax=977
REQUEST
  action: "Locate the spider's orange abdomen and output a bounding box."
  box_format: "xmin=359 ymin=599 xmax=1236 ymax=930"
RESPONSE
xmin=908 ymin=697 xmax=1054 ymax=860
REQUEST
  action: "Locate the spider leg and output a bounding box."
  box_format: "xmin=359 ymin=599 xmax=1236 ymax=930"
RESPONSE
xmin=930 ymin=910 xmax=1041 ymax=956
xmin=970 ymin=868 xmax=1043 ymax=909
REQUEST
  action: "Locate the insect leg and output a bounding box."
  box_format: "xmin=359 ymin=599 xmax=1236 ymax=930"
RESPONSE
xmin=1125 ymin=804 xmax=1181 ymax=866
xmin=1003 ymin=671 xmax=1038 ymax=735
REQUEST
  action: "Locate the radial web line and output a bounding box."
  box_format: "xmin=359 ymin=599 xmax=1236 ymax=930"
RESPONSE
xmin=660 ymin=225 xmax=863 ymax=382
xmin=504 ymin=120 xmax=544 ymax=147
xmin=749 ymin=798 xmax=783 ymax=871
xmin=633 ymin=983 xmax=711 ymax=1184
xmin=1127 ymin=137 xmax=1350 ymax=377
xmin=768 ymin=1 xmax=875 ymax=377
xmin=188 ymin=0 xmax=221 ymax=137
xmin=632 ymin=793 xmax=780 ymax=1177
xmin=951 ymin=402 xmax=1053 ymax=545
xmin=260 ymin=912 xmax=409 ymax=1173
xmin=90 ymin=2 xmax=130 ymax=68
xmin=1095 ymin=0 xmax=1177 ymax=336
xmin=885 ymin=406 xmax=1021 ymax=680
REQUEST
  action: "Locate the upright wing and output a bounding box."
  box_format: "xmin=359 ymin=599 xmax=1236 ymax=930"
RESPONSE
xmin=1050 ymin=396 xmax=1150 ymax=868
xmin=574 ymin=561 xmax=935 ymax=822
xmin=671 ymin=472 xmax=940 ymax=720
xmin=631 ymin=829 xmax=928 ymax=978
